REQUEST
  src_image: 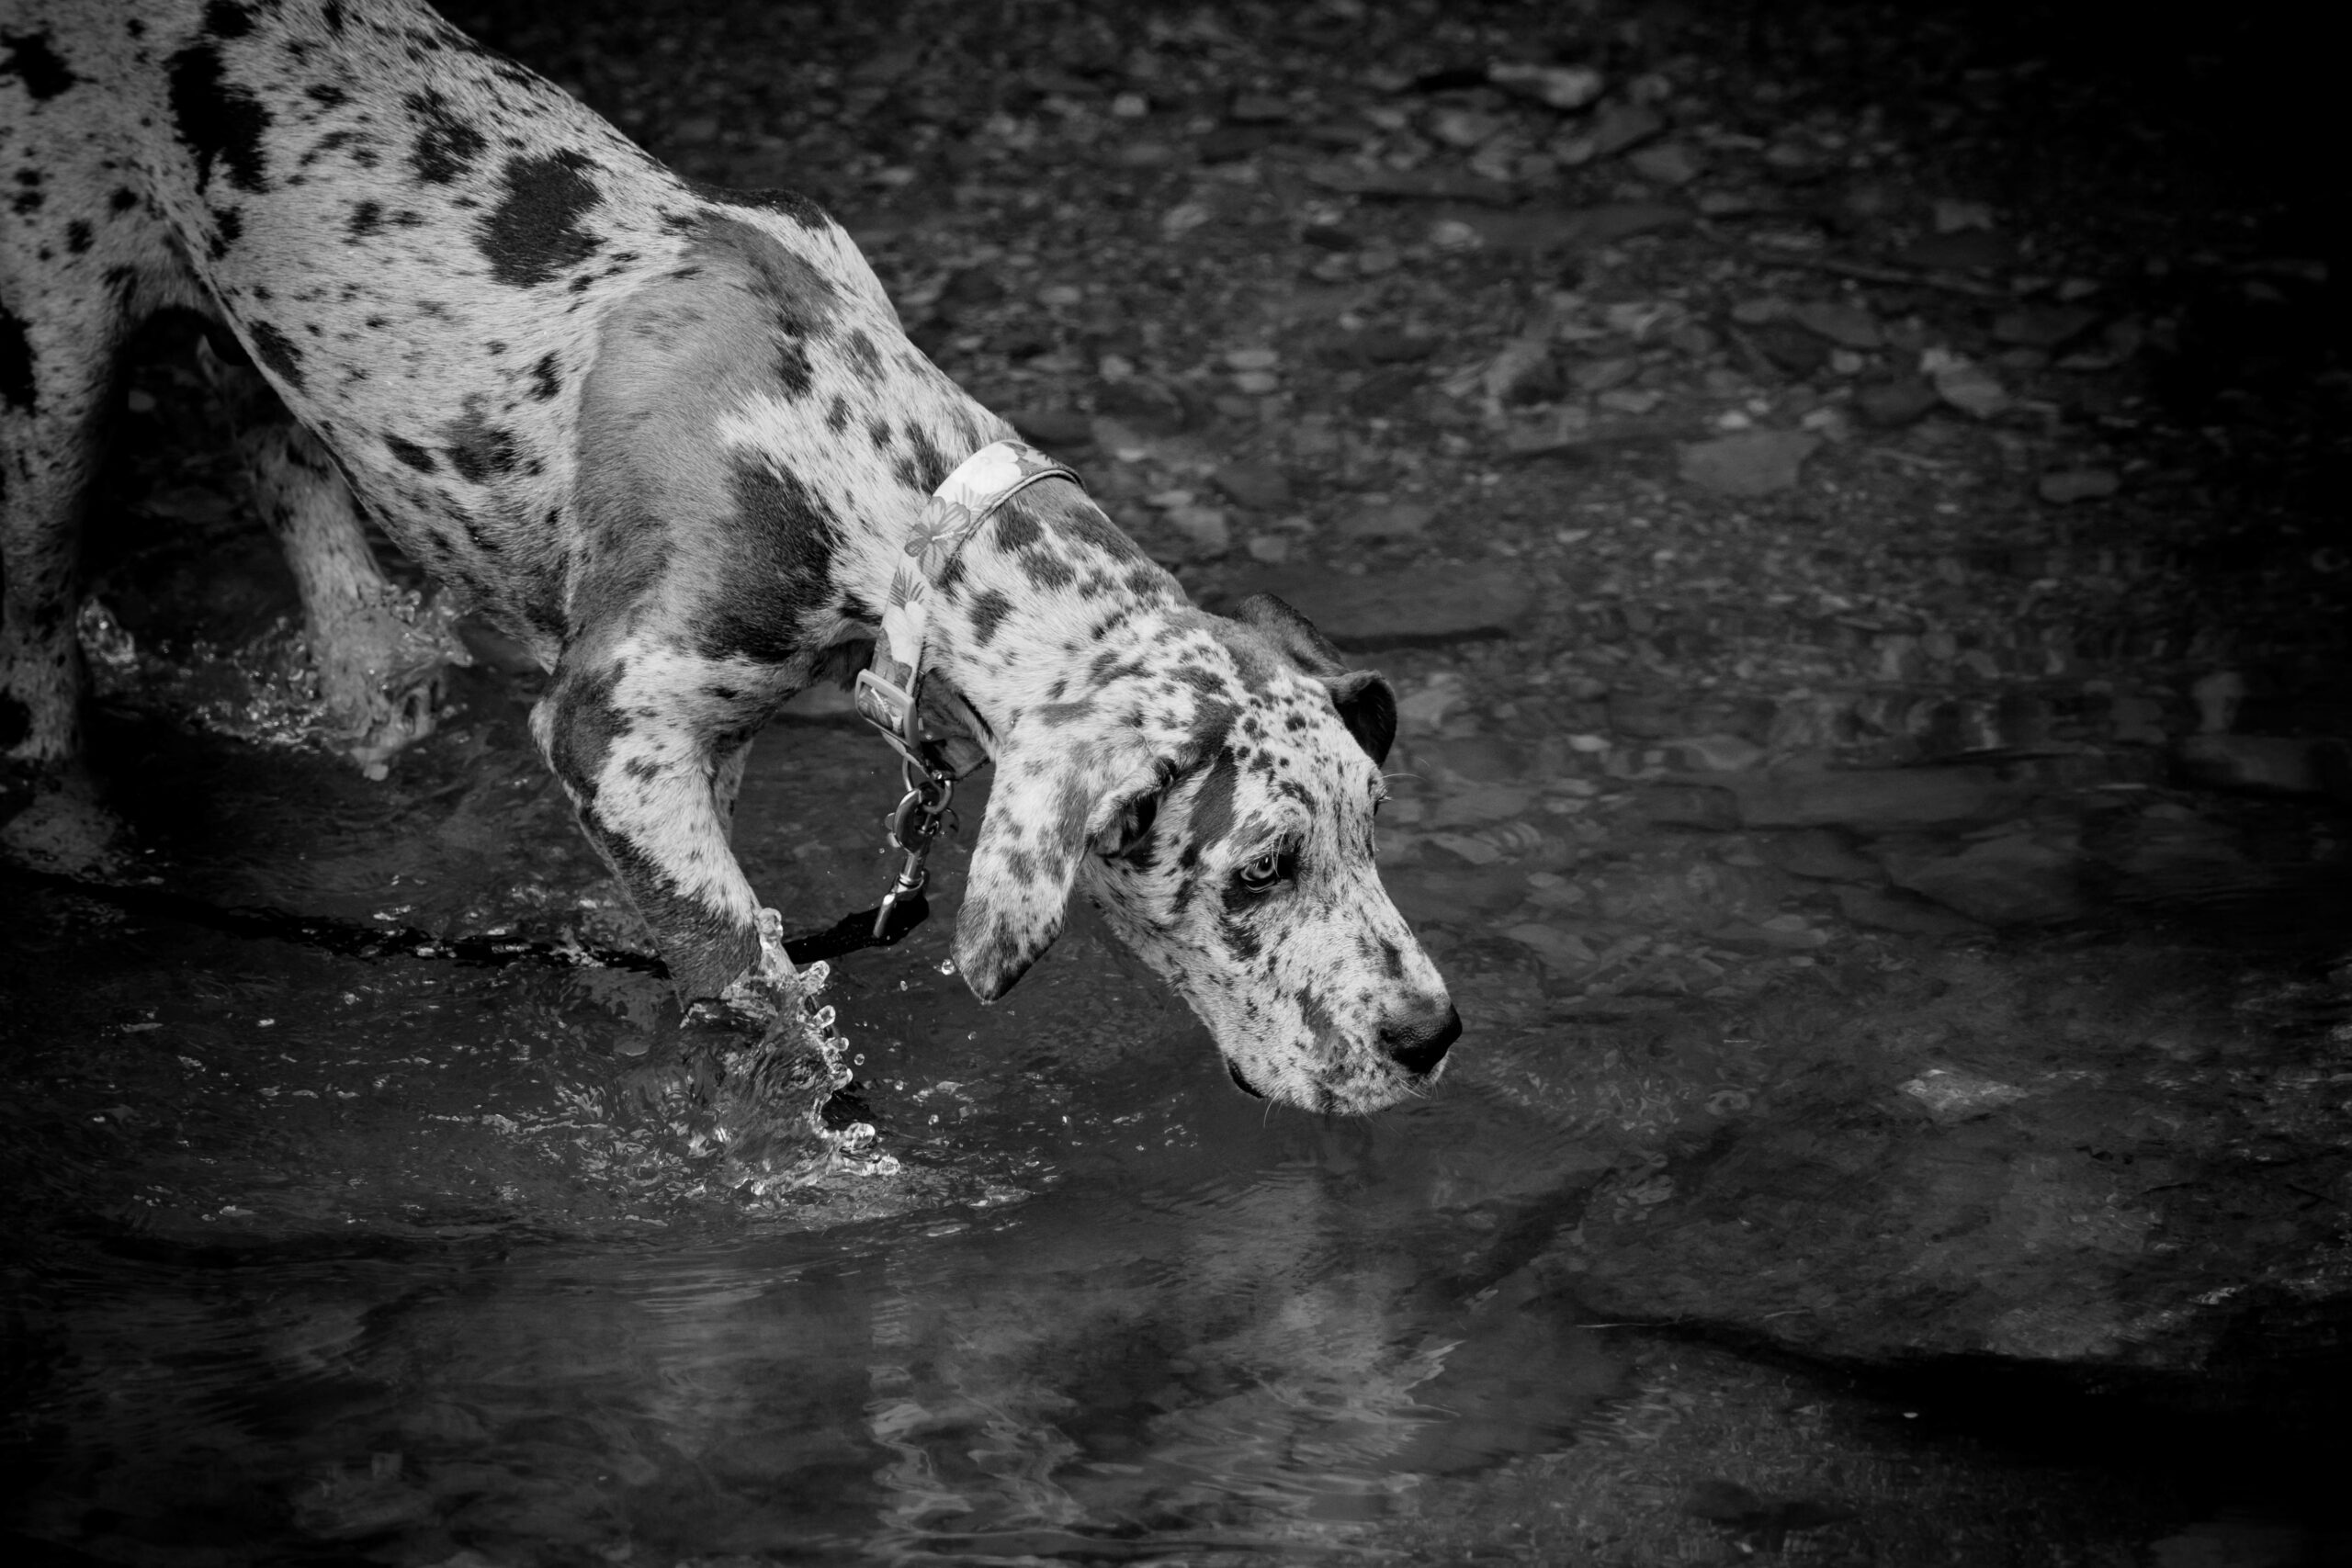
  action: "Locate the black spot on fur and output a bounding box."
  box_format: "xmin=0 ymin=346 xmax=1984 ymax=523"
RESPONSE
xmin=901 ymin=423 xmax=949 ymax=491
xmin=385 ymin=434 xmax=436 ymax=473
xmin=477 ymin=151 xmax=602 ymax=288
xmin=1183 ymin=746 xmax=1241 ymax=870
xmin=842 ymin=328 xmax=883 ymax=383
xmin=208 ymin=203 xmax=243 ymax=257
xmin=346 ymin=198 xmax=381 ymax=239
xmin=1019 ymin=551 xmax=1076 ymax=592
xmin=64 ymin=219 xmax=92 ymax=254
xmin=529 ymin=352 xmax=560 ymax=400
xmin=8 ymin=188 xmax=40 ymax=217
xmin=306 ymin=81 xmax=348 ymax=107
xmin=248 ymin=320 xmax=304 ymax=389
xmin=993 ymin=505 xmax=1041 ymax=554
xmin=1 ymin=30 xmax=78 ymax=99
xmin=0 ymin=308 xmax=28 ymax=412
xmin=1216 ymin=886 xmax=1263 ymax=959
xmin=774 ymin=340 xmax=812 ymax=398
xmin=203 ymin=1 xmax=256 ymax=39
xmin=969 ymin=589 xmax=1013 ymax=646
xmin=698 ymin=457 xmax=838 ymax=662
xmin=441 ymin=400 xmax=519 ymax=483
xmin=168 ymin=41 xmax=274 ymax=195
xmin=406 ymin=89 xmax=486 ymax=184
xmin=108 ymin=187 xmax=139 ymax=213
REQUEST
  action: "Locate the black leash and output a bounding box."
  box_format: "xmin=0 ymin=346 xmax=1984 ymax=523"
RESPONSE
xmin=3 ymin=861 xmax=927 ymax=978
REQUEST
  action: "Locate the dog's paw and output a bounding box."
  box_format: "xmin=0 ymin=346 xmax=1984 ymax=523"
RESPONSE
xmin=318 ymin=589 xmax=474 ymax=778
xmin=0 ymin=773 xmax=127 ymax=877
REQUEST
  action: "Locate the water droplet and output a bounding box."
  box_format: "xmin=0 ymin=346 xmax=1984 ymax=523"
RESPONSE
xmin=937 ymin=959 xmax=957 ymax=976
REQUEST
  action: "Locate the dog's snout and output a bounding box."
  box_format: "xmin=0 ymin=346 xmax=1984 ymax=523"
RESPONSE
xmin=1384 ymin=1006 xmax=1460 ymax=1076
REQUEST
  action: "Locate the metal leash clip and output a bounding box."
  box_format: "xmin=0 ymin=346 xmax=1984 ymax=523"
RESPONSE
xmin=875 ymin=757 xmax=956 ymax=939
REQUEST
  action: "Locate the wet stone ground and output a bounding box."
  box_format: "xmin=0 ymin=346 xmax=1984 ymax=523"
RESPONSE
xmin=5 ymin=0 xmax=2350 ymax=1563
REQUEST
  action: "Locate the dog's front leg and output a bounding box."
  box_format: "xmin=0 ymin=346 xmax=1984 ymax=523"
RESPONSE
xmin=531 ymin=649 xmax=768 ymax=1002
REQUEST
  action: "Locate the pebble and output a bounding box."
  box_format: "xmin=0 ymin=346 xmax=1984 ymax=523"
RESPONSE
xmin=1333 ymin=499 xmax=1436 ymax=542
xmin=1788 ymin=300 xmax=1883 ymax=349
xmin=1882 ymin=835 xmax=2084 ymax=925
xmin=1896 ymin=230 xmax=2012 ymax=272
xmin=1666 ymin=735 xmax=1766 ymax=773
xmin=1759 ymin=829 xmax=1883 ymax=883
xmin=1678 ymin=430 xmax=1822 ymax=497
xmin=1210 ymin=461 xmax=1292 ymax=510
xmin=2037 ymin=468 xmax=2120 ymax=504
xmin=1922 ymin=351 xmax=2010 ymax=418
xmin=1504 ymin=922 xmax=1598 ymax=969
xmin=1587 ymin=102 xmax=1666 ymax=158
xmin=1993 ymin=304 xmax=2099 ymax=348
xmin=1230 ymin=562 xmax=1536 ymax=649
xmin=1227 ymin=93 xmax=1292 ymax=124
xmin=1900 ymin=1067 xmax=2029 ymax=1123
xmin=2176 ymin=735 xmax=2346 ymax=796
xmin=1488 ymin=62 xmax=1606 ymax=110
xmin=1570 ymin=356 xmax=1640 ymax=393
xmin=1430 ymin=107 xmax=1505 ymax=148
xmin=1715 ymin=765 xmax=2032 ymax=829
xmin=1430 ymin=784 xmax=1534 ymax=827
xmin=1834 ymin=885 xmax=1985 ymax=937
xmin=1396 ymin=671 xmax=1473 ymax=734
xmin=1166 ymin=505 xmax=1230 ymax=557
xmin=1626 ymin=142 xmax=1702 ymax=186
xmin=1854 ymin=377 xmax=1941 ymax=427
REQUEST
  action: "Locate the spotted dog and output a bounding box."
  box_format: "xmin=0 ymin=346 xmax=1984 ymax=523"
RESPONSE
xmin=0 ymin=0 xmax=1460 ymax=1111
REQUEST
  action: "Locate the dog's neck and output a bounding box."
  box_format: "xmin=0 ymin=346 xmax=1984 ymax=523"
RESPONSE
xmin=904 ymin=479 xmax=1214 ymax=761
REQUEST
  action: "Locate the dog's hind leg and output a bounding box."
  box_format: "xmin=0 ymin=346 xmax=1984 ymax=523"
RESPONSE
xmin=0 ymin=287 xmax=117 ymax=764
xmin=208 ymin=344 xmax=472 ymax=776
xmin=239 ymin=421 xmax=472 ymax=774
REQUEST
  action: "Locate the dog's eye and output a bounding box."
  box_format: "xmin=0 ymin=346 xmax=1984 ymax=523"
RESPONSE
xmin=1236 ymin=850 xmax=1285 ymax=892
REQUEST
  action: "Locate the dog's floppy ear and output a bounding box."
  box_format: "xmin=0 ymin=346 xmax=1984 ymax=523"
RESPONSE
xmin=954 ymin=727 xmax=1143 ymax=1001
xmin=1233 ymin=592 xmax=1397 ymax=766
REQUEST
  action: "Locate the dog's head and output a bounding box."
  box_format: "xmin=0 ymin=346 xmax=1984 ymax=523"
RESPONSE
xmin=952 ymin=592 xmax=1457 ymax=1113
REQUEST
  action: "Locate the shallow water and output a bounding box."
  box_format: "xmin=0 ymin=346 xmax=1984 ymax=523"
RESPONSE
xmin=0 ymin=723 xmax=1614 ymax=1564
xmin=2 ymin=704 xmax=2302 ymax=1565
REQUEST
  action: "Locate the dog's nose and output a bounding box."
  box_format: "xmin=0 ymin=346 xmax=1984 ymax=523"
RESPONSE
xmin=1384 ymin=1006 xmax=1460 ymax=1076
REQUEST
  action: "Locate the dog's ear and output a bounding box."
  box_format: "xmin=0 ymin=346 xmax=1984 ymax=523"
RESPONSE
xmin=954 ymin=728 xmax=1145 ymax=1001
xmin=1232 ymin=592 xmax=1397 ymax=766
xmin=1234 ymin=592 xmax=1345 ymax=675
xmin=1324 ymin=669 xmax=1396 ymax=766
